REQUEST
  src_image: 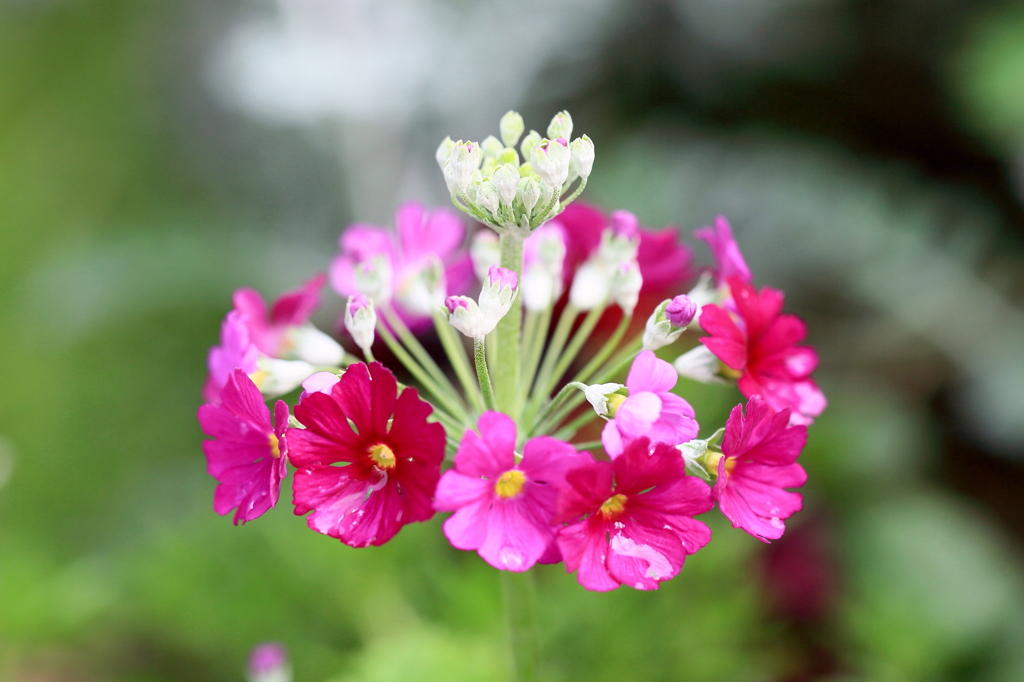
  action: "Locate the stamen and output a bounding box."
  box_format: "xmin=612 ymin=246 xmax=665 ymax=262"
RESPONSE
xmin=368 ymin=443 xmax=396 ymax=469
xmin=494 ymin=469 xmax=527 ymax=499
xmin=599 ymin=493 xmax=627 ymax=519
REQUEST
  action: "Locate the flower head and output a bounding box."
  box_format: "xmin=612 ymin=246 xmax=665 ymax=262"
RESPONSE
xmin=601 ymin=350 xmax=699 ymax=458
xmin=643 ymin=295 xmax=696 ymax=351
xmin=713 ymin=396 xmax=808 ymax=542
xmin=204 ymin=311 xmax=260 ymax=402
xmin=344 ymin=294 xmax=376 ymax=354
xmin=700 ymin=278 xmax=826 ymax=425
xmin=247 ymin=643 xmax=290 ymax=682
xmin=232 ymin=273 xmax=329 ymax=359
xmin=198 ymin=369 xmax=289 ymax=525
xmin=435 ymin=412 xmax=589 ymax=571
xmin=289 ymin=362 xmax=445 ymax=547
xmin=555 ymin=438 xmax=714 ymax=591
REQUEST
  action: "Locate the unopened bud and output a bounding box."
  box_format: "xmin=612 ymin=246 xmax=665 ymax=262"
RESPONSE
xmin=643 ymin=297 xmax=690 ymax=351
xmin=285 ymin=325 xmax=344 ymax=366
xmin=482 ymin=135 xmax=503 ymax=160
xmin=498 ymin=147 xmax=520 ymax=167
xmin=470 ymin=230 xmax=501 ymax=280
xmin=517 ymin=176 xmax=541 ymax=213
xmin=584 ymin=382 xmax=626 ymax=418
xmin=344 ymin=294 xmax=376 ymax=353
xmin=247 ymin=642 xmax=291 ymax=682
xmin=444 ymin=295 xmax=488 ymax=339
xmin=492 ymin=164 xmax=519 ymax=206
xmin=673 ymin=344 xmax=726 ymax=384
xmin=451 ymin=140 xmax=482 ymax=191
xmin=500 ymin=110 xmax=525 ymax=148
xmin=520 ymin=130 xmax=542 ymax=163
xmin=436 ymin=137 xmax=455 ymax=172
xmin=530 ymin=138 xmax=571 ymax=189
xmin=610 ymin=210 xmax=639 ymax=240
xmin=477 ymin=180 xmax=500 ymax=216
xmin=611 ymin=261 xmax=642 ymax=316
xmin=569 ymin=135 xmax=594 ymax=179
xmin=479 ymin=265 xmax=519 ymax=330
xmin=547 ymin=110 xmax=573 ymax=140
xmin=665 ymin=294 xmax=697 ymax=328
xmin=569 ymin=260 xmax=610 ymax=311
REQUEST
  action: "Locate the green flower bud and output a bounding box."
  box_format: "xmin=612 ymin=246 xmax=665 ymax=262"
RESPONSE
xmin=481 ymin=135 xmax=504 ymax=160
xmin=520 ymin=130 xmax=542 ymax=163
xmin=547 ymin=110 xmax=573 ymax=140
xmin=500 ymin=110 xmax=525 ymax=148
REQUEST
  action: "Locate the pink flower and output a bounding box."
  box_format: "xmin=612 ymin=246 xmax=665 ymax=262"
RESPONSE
xmin=601 ymin=350 xmax=699 ymax=458
xmin=289 ymin=362 xmax=445 ymax=547
xmin=248 ymin=643 xmax=289 ymax=682
xmin=555 ymin=438 xmax=713 ymax=591
xmin=694 ymin=216 xmax=751 ymax=286
xmin=700 ymin=278 xmax=827 ymax=425
xmin=557 ymin=203 xmax=693 ymax=296
xmin=714 ymin=396 xmax=808 ymax=542
xmin=434 ymin=412 xmax=589 ymax=571
xmin=299 ymin=371 xmax=340 ymax=399
xmin=233 ymin=273 xmax=326 ymax=357
xmin=329 ymin=202 xmax=473 ymax=326
xmin=665 ymin=294 xmax=697 ymax=327
xmin=203 ymin=311 xmax=260 ymax=403
xmin=198 ymin=369 xmax=289 ymax=525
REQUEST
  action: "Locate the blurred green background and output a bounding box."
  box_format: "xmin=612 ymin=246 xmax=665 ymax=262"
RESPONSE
xmin=2 ymin=1 xmax=1024 ymax=680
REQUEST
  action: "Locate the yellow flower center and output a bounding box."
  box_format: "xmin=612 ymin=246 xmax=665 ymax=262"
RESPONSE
xmin=368 ymin=443 xmax=396 ymax=469
xmin=599 ymin=494 xmax=628 ymax=519
xmin=494 ymin=469 xmax=527 ymax=499
xmin=718 ymin=362 xmax=742 ymax=380
xmin=605 ymin=393 xmax=628 ymax=418
xmin=268 ymin=433 xmax=281 ymax=459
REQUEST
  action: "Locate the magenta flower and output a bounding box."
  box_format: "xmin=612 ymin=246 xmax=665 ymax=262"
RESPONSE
xmin=198 ymin=369 xmax=289 ymax=525
xmin=203 ymin=311 xmax=260 ymax=403
xmin=714 ymin=396 xmax=808 ymax=542
xmin=233 ymin=273 xmax=326 ymax=357
xmin=434 ymin=412 xmax=589 ymax=571
xmin=665 ymin=294 xmax=697 ymax=328
xmin=329 ymin=202 xmax=473 ymax=325
xmin=694 ymin=216 xmax=751 ymax=286
xmin=700 ymin=277 xmax=827 ymax=425
xmin=555 ymin=438 xmax=714 ymax=591
xmin=289 ymin=362 xmax=445 ymax=547
xmin=557 ymin=203 xmax=693 ymax=296
xmin=601 ymin=350 xmax=699 ymax=458
xmin=248 ymin=642 xmax=289 ymax=682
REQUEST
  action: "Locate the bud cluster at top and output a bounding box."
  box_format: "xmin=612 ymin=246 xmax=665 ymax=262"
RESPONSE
xmin=437 ymin=110 xmax=594 ymax=236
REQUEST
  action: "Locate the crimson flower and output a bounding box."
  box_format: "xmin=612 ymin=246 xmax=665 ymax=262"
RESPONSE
xmin=288 ymin=362 xmax=445 ymax=547
xmin=700 ymin=277 xmax=826 ymax=425
xmin=198 ymin=369 xmax=289 ymax=524
xmin=555 ymin=438 xmax=713 ymax=591
xmin=714 ymin=396 xmax=808 ymax=542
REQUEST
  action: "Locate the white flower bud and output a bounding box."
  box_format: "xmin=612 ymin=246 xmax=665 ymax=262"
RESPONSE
xmin=436 ymin=136 xmax=455 ymax=171
xmin=498 ymin=147 xmax=520 ymax=167
xmin=251 ymin=356 xmax=316 ymax=397
xmin=492 ymin=163 xmax=519 ymax=207
xmin=643 ymin=299 xmax=685 ymax=351
xmin=451 ymin=140 xmax=482 ymax=191
xmin=470 ymin=230 xmax=501 ymax=281
xmin=570 ymin=135 xmax=595 ymax=179
xmin=530 ymin=138 xmax=571 ymax=188
xmin=444 ymin=296 xmax=488 ymax=339
xmin=478 ymin=266 xmax=519 ymax=331
xmin=598 ymin=228 xmax=640 ymax=265
xmin=286 ymin=325 xmax=345 ymax=366
xmin=520 ymin=130 xmax=542 ymax=163
xmin=344 ymin=294 xmax=376 ymax=354
xmin=547 ymin=110 xmax=573 ymax=140
xmin=583 ymin=382 xmax=626 ymax=418
xmin=569 ymin=260 xmax=610 ymax=311
xmin=517 ymin=176 xmax=541 ymax=213
xmin=522 ymin=267 xmax=557 ymax=312
xmin=611 ymin=261 xmax=643 ymax=316
xmin=482 ymin=135 xmax=504 ymax=160
xmin=477 ymin=180 xmax=500 ymax=216
xmin=673 ymin=344 xmax=726 ymax=384
xmin=354 ymin=255 xmax=393 ymax=305
xmin=500 ymin=110 xmax=525 ymax=148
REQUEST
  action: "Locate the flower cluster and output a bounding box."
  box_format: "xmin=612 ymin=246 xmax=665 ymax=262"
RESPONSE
xmin=197 ymin=110 xmax=824 ymax=593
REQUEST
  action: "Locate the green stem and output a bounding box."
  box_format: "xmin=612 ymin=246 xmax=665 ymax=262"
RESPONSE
xmin=517 ymin=306 xmax=552 ymax=418
xmin=541 ymin=305 xmax=606 ymax=399
xmin=494 ymin=233 xmax=524 ymax=416
xmin=375 ymin=321 xmax=469 ymax=424
xmin=474 ymin=337 xmax=497 ymax=411
xmin=528 ymin=382 xmax=586 ymax=436
xmin=553 ymin=409 xmax=601 ymax=441
xmin=503 ymin=571 xmax=539 ymax=682
xmin=522 ymin=304 xmax=578 ymax=426
xmin=572 ymin=439 xmax=603 ymax=450
xmin=434 ymin=311 xmax=485 ymax=414
xmin=382 ymin=306 xmax=463 ymax=409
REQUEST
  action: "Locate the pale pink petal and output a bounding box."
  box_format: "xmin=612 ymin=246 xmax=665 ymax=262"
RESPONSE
xmin=626 ymin=350 xmax=678 ymax=394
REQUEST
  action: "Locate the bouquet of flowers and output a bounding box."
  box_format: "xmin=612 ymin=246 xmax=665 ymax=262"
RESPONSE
xmin=198 ymin=110 xmax=826 ymax=680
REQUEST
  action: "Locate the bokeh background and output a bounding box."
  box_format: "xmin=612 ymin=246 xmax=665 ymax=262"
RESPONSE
xmin=2 ymin=0 xmax=1024 ymax=680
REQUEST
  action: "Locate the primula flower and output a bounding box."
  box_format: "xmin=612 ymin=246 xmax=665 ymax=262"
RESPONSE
xmin=713 ymin=395 xmax=808 ymax=542
xmin=204 ymin=311 xmax=260 ymax=402
xmin=601 ymin=350 xmax=699 ymax=458
xmin=434 ymin=412 xmax=588 ymax=571
xmin=198 ymin=369 xmax=289 ymax=525
xmin=330 ymin=201 xmax=473 ymax=325
xmin=555 ymin=438 xmax=714 ymax=591
xmin=694 ymin=216 xmax=751 ymax=286
xmin=700 ymin=277 xmax=826 ymax=425
xmin=232 ymin=273 xmax=328 ymax=358
xmin=289 ymin=362 xmax=445 ymax=547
